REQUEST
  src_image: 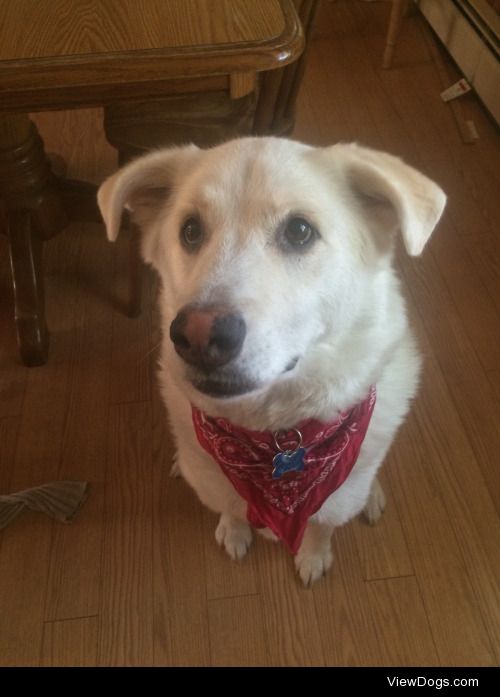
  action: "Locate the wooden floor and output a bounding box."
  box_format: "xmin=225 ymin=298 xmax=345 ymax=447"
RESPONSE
xmin=1 ymin=1 xmax=499 ymax=667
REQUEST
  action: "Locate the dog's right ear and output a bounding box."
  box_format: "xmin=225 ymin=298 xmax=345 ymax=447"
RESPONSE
xmin=97 ymin=145 xmax=200 ymax=243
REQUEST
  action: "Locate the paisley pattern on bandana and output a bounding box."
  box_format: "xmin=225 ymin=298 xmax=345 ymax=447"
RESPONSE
xmin=192 ymin=386 xmax=376 ymax=554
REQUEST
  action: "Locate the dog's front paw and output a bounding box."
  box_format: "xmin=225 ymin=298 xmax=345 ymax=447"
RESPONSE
xmin=363 ymin=477 xmax=386 ymax=525
xmin=295 ymin=546 xmax=333 ymax=587
xmin=215 ymin=514 xmax=253 ymax=561
xmin=295 ymin=522 xmax=334 ymax=586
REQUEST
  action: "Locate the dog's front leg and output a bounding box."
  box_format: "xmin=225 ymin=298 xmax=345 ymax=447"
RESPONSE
xmin=174 ymin=439 xmax=253 ymax=561
xmin=215 ymin=513 xmax=253 ymax=561
xmin=294 ymin=521 xmax=334 ymax=587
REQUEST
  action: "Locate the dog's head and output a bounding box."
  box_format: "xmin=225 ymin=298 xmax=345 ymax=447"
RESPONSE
xmin=98 ymin=138 xmax=445 ymax=408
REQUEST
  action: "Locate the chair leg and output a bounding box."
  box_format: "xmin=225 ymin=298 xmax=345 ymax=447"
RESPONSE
xmin=382 ymin=0 xmax=407 ymax=69
xmin=128 ymin=222 xmax=143 ymax=318
xmin=7 ymin=209 xmax=49 ymax=366
xmin=117 ymin=149 xmax=144 ymax=318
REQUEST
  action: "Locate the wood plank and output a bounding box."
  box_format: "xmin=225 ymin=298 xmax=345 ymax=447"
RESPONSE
xmin=388 ymin=423 xmax=496 ymax=666
xmin=467 ymin=231 xmax=500 ymax=317
xmin=152 ymin=475 xmax=211 ymax=666
xmin=24 ymin=231 xmax=80 ymax=434
xmin=48 ymin=223 xmax=111 ymax=541
xmin=257 ymin=537 xmax=325 ymax=666
xmin=373 ymin=64 xmax=450 ymax=162
xmin=27 ymin=110 xmax=116 ymax=623
xmin=41 ymin=617 xmax=98 ymax=667
xmin=399 ymin=246 xmax=500 ymax=518
xmin=364 ymin=576 xmax=439 ymax=666
xmin=318 ymin=35 xmax=418 ymax=161
xmin=487 ymin=369 xmax=500 ymax=405
xmin=0 ymin=416 xmax=19 ymax=493
xmin=0 ymin=235 xmax=27 ymax=418
xmin=0 ymin=415 xmax=20 ymax=562
xmin=45 ymin=223 xmax=113 ymax=621
xmin=411 ymin=400 xmax=500 ymax=661
xmin=97 ymin=402 xmax=154 ymax=666
xmin=399 ymin=289 xmax=500 ymax=659
xmin=149 ymin=294 xmax=210 ymax=667
xmin=313 ymin=525 xmax=383 ymax=666
xmin=417 ymin=155 xmax=497 ymax=241
xmin=406 ymin=290 xmax=500 ymax=576
xmin=208 ymin=595 xmax=269 ymax=666
xmin=45 ymin=485 xmax=104 ymax=622
xmin=0 ymin=226 xmax=81 ymax=666
xmin=429 ymin=218 xmax=500 ymax=374
xmin=352 ymin=468 xmax=414 ymax=581
xmin=109 ymin=237 xmax=152 ymax=405
xmin=303 ymin=527 xmax=360 ymax=664
xmin=202 ymin=507 xmax=260 ymax=601
xmin=298 ymin=35 xmax=381 ymax=146
xmin=0 ymin=515 xmax=53 ymax=666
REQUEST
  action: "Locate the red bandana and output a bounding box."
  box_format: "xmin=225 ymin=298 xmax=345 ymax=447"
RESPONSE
xmin=192 ymin=386 xmax=376 ymax=554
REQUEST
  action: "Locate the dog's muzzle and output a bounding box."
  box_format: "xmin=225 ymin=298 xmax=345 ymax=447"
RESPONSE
xmin=169 ymin=304 xmax=246 ymax=372
xmin=169 ymin=305 xmax=300 ymax=399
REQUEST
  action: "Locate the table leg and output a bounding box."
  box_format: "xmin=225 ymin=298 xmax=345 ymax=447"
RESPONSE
xmin=0 ymin=114 xmax=66 ymax=365
xmin=119 ymin=150 xmax=143 ymax=318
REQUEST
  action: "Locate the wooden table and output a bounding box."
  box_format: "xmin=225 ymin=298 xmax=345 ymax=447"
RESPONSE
xmin=0 ymin=0 xmax=306 ymax=365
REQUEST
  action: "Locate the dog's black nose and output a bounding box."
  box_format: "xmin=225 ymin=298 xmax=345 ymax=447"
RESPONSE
xmin=169 ymin=306 xmax=246 ymax=370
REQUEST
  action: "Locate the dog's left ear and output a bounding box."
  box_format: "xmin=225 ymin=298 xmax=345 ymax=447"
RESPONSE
xmin=322 ymin=143 xmax=446 ymax=256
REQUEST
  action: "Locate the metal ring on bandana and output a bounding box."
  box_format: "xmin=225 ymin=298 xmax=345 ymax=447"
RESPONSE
xmin=273 ymin=428 xmax=303 ymax=453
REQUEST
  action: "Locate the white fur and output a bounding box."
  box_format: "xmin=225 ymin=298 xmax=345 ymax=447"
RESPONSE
xmin=98 ymin=137 xmax=445 ymax=586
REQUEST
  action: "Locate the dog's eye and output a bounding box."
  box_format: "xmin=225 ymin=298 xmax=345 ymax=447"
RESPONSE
xmin=180 ymin=217 xmax=204 ymax=249
xmin=283 ymin=217 xmax=316 ymax=248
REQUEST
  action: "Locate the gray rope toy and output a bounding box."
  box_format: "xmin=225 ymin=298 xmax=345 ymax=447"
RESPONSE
xmin=0 ymin=481 xmax=89 ymax=530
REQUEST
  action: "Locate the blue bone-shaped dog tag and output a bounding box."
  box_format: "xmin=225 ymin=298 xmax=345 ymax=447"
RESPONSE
xmin=272 ymin=448 xmax=306 ymax=479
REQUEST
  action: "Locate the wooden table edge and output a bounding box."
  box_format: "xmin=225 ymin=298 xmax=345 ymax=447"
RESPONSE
xmin=0 ymin=0 xmax=305 ymax=113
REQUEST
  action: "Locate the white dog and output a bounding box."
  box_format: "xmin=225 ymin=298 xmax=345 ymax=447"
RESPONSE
xmin=98 ymin=138 xmax=445 ymax=586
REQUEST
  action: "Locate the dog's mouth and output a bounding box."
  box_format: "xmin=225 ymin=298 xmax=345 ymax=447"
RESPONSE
xmin=191 ymin=375 xmax=258 ymax=399
xmin=189 ymin=356 xmax=300 ymax=399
